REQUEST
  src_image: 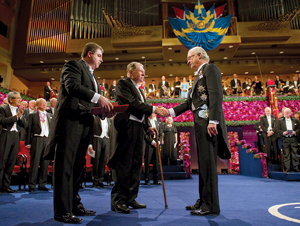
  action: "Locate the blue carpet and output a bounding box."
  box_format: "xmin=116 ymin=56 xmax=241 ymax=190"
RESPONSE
xmin=1 ymin=175 xmax=300 ymax=226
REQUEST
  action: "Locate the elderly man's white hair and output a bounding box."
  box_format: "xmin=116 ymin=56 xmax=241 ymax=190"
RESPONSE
xmin=126 ymin=62 xmax=143 ymax=78
xmin=189 ymin=47 xmax=210 ymax=62
xmin=284 ymin=108 xmax=291 ymax=113
xmin=264 ymin=107 xmax=271 ymax=111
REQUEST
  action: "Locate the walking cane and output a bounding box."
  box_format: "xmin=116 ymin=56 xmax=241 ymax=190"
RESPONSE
xmin=156 ymin=136 xmax=168 ymax=209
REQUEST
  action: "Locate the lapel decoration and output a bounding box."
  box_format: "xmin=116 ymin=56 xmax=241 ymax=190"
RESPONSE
xmin=198 ymin=85 xmax=205 ymax=93
xmin=200 ymin=93 xmax=207 ymax=101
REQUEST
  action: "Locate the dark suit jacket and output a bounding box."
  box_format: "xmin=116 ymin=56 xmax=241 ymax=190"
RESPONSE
xmin=158 ymin=81 xmax=169 ymax=90
xmin=276 ymin=117 xmax=300 ymax=143
xmin=0 ymin=104 xmax=26 ymax=133
xmin=173 ymin=64 xmax=230 ymax=159
xmin=230 ymin=79 xmax=241 ymax=89
xmin=260 ymin=115 xmax=277 ymax=134
xmin=25 ymin=111 xmax=52 ymax=145
xmin=148 ymin=84 xmax=156 ymax=92
xmin=242 ymin=82 xmax=249 ymax=90
xmin=46 ymin=108 xmax=54 ymax=115
xmin=107 ymin=78 xmax=153 ymax=166
xmin=92 ymin=115 xmax=112 ymax=137
xmin=275 ymin=79 xmax=284 ymax=89
xmin=44 ymin=86 xmax=51 ymax=100
xmin=44 ymin=59 xmax=101 ymax=160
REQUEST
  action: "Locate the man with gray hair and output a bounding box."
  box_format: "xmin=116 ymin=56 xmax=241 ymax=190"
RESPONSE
xmin=46 ymin=98 xmax=57 ymax=115
xmin=277 ymin=108 xmax=300 ymax=172
xmin=0 ymin=91 xmax=26 ymax=193
xmin=167 ymin=46 xmax=230 ymax=216
xmin=108 ymin=61 xmax=168 ymax=214
xmin=260 ymin=107 xmax=278 ymax=164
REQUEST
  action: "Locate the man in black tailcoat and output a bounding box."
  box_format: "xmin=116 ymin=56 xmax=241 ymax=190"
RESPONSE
xmin=230 ymin=74 xmax=241 ymax=95
xmin=44 ymin=81 xmax=52 ymax=101
xmin=167 ymin=47 xmax=230 ymax=216
xmin=0 ymin=91 xmax=26 ymax=193
xmin=25 ymin=98 xmax=51 ymax=192
xmin=260 ymin=107 xmax=278 ymax=163
xmin=91 ymin=115 xmax=112 ymax=188
xmin=144 ymin=113 xmax=162 ymax=185
xmin=108 ymin=62 xmax=168 ymax=214
xmin=44 ymin=42 xmax=114 ymax=223
xmin=276 ymin=108 xmax=300 ymax=172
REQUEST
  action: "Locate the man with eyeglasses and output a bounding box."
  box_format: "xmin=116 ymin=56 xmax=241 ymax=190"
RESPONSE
xmin=0 ymin=91 xmax=26 ymax=193
xmin=167 ymin=47 xmax=230 ymax=216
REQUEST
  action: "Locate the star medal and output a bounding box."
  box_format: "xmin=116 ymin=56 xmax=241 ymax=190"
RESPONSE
xmin=200 ymin=93 xmax=207 ymax=101
xmin=198 ymin=85 xmax=205 ymax=93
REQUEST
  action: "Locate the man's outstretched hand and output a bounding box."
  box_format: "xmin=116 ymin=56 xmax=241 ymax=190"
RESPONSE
xmin=98 ymin=95 xmax=114 ymax=112
xmin=155 ymin=106 xmax=169 ymax=117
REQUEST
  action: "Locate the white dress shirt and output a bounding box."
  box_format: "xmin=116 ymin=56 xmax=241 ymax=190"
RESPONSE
xmin=100 ymin=118 xmax=109 ymax=138
xmin=9 ymin=105 xmax=18 ymax=132
xmin=267 ymin=115 xmax=272 ymax=132
xmin=36 ymin=111 xmax=49 ymax=137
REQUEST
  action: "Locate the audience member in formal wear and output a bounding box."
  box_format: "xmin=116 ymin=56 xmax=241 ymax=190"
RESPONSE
xmin=108 ymin=62 xmax=167 ymax=214
xmin=277 ymin=108 xmax=300 ymax=172
xmin=144 ymin=113 xmax=162 ymax=185
xmin=275 ymin=74 xmax=284 ymax=92
xmin=100 ymin=78 xmax=108 ymax=96
xmin=180 ymin=77 xmax=189 ymax=98
xmin=230 ymin=74 xmax=241 ymax=95
xmin=254 ymin=120 xmax=263 ymax=152
xmin=149 ymin=80 xmax=156 ymax=93
xmin=0 ymin=91 xmax=26 ymax=193
xmin=109 ymin=80 xmax=117 ymax=100
xmin=91 ymin=115 xmax=111 ymax=188
xmin=20 ymin=101 xmax=28 ymax=141
xmin=25 ymin=98 xmax=51 ymax=192
xmin=158 ymin=76 xmax=169 ymax=98
xmin=140 ymin=81 xmax=148 ymax=96
xmin=173 ymin=76 xmax=181 ymax=97
xmin=167 ymin=46 xmax=230 ymax=216
xmin=44 ymin=81 xmax=52 ymax=101
xmin=292 ymin=75 xmax=299 ymax=94
xmin=242 ymin=77 xmax=248 ymax=91
xmin=252 ymin=76 xmax=263 ymax=95
xmin=187 ymin=75 xmax=193 ymax=91
xmin=162 ymin=117 xmax=178 ymax=165
xmin=44 ymin=42 xmax=114 ymax=223
xmin=260 ymin=107 xmax=278 ymax=164
xmin=283 ymin=76 xmax=291 ymax=94
xmin=46 ymin=98 xmax=57 ymax=115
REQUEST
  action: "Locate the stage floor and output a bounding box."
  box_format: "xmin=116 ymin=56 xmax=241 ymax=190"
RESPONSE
xmin=1 ymin=174 xmax=300 ymax=226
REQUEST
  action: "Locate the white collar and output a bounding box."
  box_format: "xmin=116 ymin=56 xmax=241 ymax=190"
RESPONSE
xmin=9 ymin=104 xmax=18 ymax=110
xmin=130 ymin=79 xmax=140 ymax=89
xmin=195 ymin=63 xmax=207 ymax=75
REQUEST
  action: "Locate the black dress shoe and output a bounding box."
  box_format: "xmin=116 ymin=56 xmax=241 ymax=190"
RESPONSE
xmin=111 ymin=204 xmax=130 ymax=214
xmin=3 ymin=187 xmax=18 ymax=193
xmin=294 ymin=169 xmax=300 ymax=172
xmin=128 ymin=200 xmax=146 ymax=209
xmin=191 ymin=209 xmax=218 ymax=216
xmin=38 ymin=186 xmax=49 ymax=191
xmin=54 ymin=213 xmax=82 ymax=223
xmin=186 ymin=199 xmax=201 ymax=210
xmin=153 ymin=181 xmax=162 ymax=185
xmin=29 ymin=188 xmax=34 ymax=192
xmin=73 ymin=207 xmax=96 ymax=216
xmin=98 ymin=182 xmax=107 ymax=188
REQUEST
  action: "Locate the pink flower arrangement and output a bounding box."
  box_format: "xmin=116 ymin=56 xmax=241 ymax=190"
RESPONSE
xmin=236 ymin=139 xmax=246 ymax=145
xmin=278 ymin=100 xmax=300 ymax=116
xmin=242 ymin=143 xmax=251 ymax=149
xmin=228 ymin=132 xmax=239 ymax=174
xmin=254 ymin=152 xmax=267 ymax=178
xmin=246 ymin=148 xmax=259 ymax=154
xmin=178 ymin=132 xmax=191 ymax=178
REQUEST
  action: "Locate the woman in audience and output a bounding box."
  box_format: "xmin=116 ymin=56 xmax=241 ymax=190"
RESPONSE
xmin=162 ymin=117 xmax=178 ymax=165
xmin=252 ymin=76 xmax=263 ymax=95
xmin=180 ymin=77 xmax=189 ymax=98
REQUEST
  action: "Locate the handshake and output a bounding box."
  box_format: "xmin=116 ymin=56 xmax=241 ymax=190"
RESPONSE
xmin=154 ymin=106 xmax=170 ymax=117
